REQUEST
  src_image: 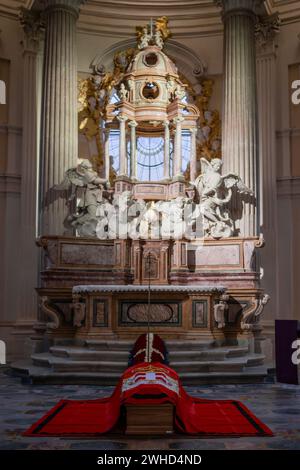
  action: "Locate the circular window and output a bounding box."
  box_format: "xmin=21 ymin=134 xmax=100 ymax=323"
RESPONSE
xmin=142 ymin=82 xmax=160 ymax=100
xmin=144 ymin=52 xmax=158 ymax=66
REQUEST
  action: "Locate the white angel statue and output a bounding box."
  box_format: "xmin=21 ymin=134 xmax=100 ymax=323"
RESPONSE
xmin=55 ymin=160 xmax=108 ymax=236
xmin=193 ymin=157 xmax=253 ymax=239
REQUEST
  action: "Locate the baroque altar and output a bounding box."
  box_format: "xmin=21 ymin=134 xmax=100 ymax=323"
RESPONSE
xmin=30 ymin=18 xmax=269 ymax=383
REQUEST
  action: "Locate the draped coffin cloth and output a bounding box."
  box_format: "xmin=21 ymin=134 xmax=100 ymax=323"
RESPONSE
xmin=23 ymin=363 xmax=273 ymax=437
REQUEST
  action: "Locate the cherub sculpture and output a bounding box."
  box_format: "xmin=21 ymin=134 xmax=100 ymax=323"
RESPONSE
xmin=193 ymin=157 xmax=253 ymax=239
xmin=174 ymin=85 xmax=186 ymax=101
xmin=137 ymin=26 xmax=151 ymax=49
xmin=118 ymin=83 xmax=128 ymax=101
xmin=166 ymin=76 xmax=176 ymax=101
xmin=154 ymin=29 xmax=164 ymax=49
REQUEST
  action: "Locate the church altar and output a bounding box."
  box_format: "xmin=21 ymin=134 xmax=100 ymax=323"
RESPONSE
xmin=16 ymin=16 xmax=270 ymax=384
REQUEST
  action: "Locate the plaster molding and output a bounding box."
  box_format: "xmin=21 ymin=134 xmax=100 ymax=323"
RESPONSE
xmin=90 ymin=38 xmax=207 ymax=86
xmin=73 ymin=284 xmax=227 ymax=294
xmin=0 ymin=173 xmax=21 ymax=194
xmin=0 ymin=1 xmax=299 ymax=34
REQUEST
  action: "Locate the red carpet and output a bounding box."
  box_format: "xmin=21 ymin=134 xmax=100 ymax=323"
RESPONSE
xmin=24 ymin=363 xmax=273 ymax=438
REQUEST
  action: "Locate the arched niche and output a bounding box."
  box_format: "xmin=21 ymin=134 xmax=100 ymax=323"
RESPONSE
xmin=90 ymin=38 xmax=207 ymax=94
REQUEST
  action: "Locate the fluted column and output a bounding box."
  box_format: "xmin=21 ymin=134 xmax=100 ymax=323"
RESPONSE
xmin=173 ymin=116 xmax=184 ymax=177
xmin=190 ymin=127 xmax=197 ymax=182
xmin=118 ymin=115 xmax=128 ymax=176
xmin=256 ymin=15 xmax=280 ymax=325
xmin=16 ymin=9 xmax=43 ymax=329
xmin=104 ymin=128 xmax=110 ymax=181
xmin=129 ymin=120 xmax=138 ymax=179
xmin=163 ymin=120 xmax=170 ymax=179
xmin=218 ymin=0 xmax=263 ymax=236
xmin=40 ymin=0 xmax=83 ymax=235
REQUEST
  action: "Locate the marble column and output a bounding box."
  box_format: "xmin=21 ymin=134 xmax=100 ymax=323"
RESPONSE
xmin=129 ymin=120 xmax=138 ymax=179
xmin=118 ymin=115 xmax=128 ymax=176
xmin=40 ymin=0 xmax=83 ymax=235
xmin=104 ymin=128 xmax=110 ymax=182
xmin=163 ymin=120 xmax=170 ymax=179
xmin=218 ymin=0 xmax=263 ymax=236
xmin=15 ymin=10 xmax=43 ymax=338
xmin=190 ymin=127 xmax=197 ymax=182
xmin=256 ymin=15 xmax=280 ymax=334
xmin=173 ymin=116 xmax=184 ymax=177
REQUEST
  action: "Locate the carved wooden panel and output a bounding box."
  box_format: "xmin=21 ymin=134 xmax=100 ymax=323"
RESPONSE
xmin=92 ymin=299 xmax=108 ymax=327
xmin=60 ymin=243 xmax=115 ymax=267
xmin=119 ymin=301 xmax=182 ymax=326
xmin=192 ymin=300 xmax=208 ymax=328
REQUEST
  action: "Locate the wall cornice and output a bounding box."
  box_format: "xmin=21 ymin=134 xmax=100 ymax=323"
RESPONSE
xmin=0 ymin=1 xmax=299 ymax=37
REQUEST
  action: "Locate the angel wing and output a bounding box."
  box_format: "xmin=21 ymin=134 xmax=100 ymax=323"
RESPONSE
xmin=200 ymin=157 xmax=212 ymax=174
xmin=193 ymin=173 xmax=202 ymax=186
xmin=222 ymin=173 xmax=253 ymax=195
xmin=53 ymin=168 xmax=85 ymax=191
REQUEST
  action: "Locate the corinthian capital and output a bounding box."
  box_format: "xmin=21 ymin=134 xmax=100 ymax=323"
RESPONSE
xmin=255 ymin=13 xmax=281 ymax=51
xmin=19 ymin=7 xmax=45 ymax=53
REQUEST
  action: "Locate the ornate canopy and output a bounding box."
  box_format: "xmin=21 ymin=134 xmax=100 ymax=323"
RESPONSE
xmin=102 ymin=19 xmax=199 ymax=199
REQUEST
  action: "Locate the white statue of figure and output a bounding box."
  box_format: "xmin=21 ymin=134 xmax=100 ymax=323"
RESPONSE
xmin=118 ymin=83 xmax=128 ymax=101
xmin=169 ymin=197 xmax=187 ymax=239
xmin=194 ymin=157 xmax=253 ymax=239
xmin=138 ymin=26 xmax=151 ymax=49
xmin=155 ymin=200 xmax=172 ymax=239
xmin=166 ymin=76 xmax=176 ymax=101
xmin=155 ymin=197 xmax=190 ymax=240
xmin=154 ymin=29 xmax=164 ymax=49
xmin=76 ymin=160 xmax=107 ymax=217
xmin=112 ymin=191 xmax=135 ymax=239
xmin=174 ymin=85 xmax=186 ymax=101
xmin=128 ymin=199 xmax=147 ymax=239
xmin=96 ymin=199 xmax=116 ymax=239
xmin=139 ymin=201 xmax=160 ymax=239
xmin=55 ymin=159 xmax=108 ymax=236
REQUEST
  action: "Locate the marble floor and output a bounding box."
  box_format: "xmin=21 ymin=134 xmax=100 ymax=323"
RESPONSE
xmin=0 ymin=368 xmax=300 ymax=450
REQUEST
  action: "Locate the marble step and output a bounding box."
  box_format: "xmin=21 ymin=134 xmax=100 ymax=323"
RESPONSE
xmin=85 ymin=339 xmax=215 ymax=352
xmin=50 ymin=345 xmax=249 ymax=362
xmin=50 ymin=346 xmax=129 ymax=361
xmin=85 ymin=340 xmax=134 ymax=351
xmin=31 ymin=353 xmax=128 ymax=373
xmin=171 ymin=355 xmax=265 ymax=373
xmin=168 ymin=347 xmax=249 ymax=361
xmin=31 ymin=352 xmax=264 ymax=374
xmin=10 ymin=361 xmax=270 ymax=385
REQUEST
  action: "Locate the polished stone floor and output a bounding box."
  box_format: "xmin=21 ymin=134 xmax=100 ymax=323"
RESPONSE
xmin=0 ymin=368 xmax=300 ymax=450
